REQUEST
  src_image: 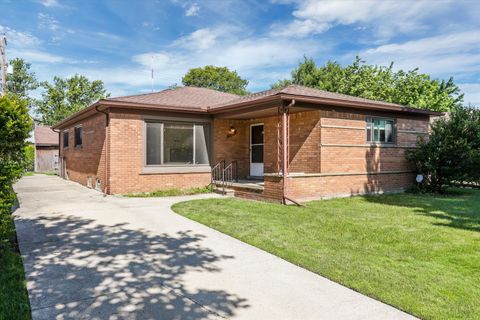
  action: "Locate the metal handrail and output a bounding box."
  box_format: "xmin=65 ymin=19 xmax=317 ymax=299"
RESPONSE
xmin=222 ymin=160 xmax=238 ymax=193
xmin=211 ymin=160 xmax=238 ymax=194
xmin=211 ymin=160 xmax=225 ymax=189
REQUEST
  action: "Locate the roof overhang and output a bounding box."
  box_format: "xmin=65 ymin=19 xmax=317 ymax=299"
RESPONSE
xmin=209 ymin=93 xmax=442 ymax=119
xmin=53 ymin=92 xmax=442 ymax=129
xmin=52 ymin=99 xmax=209 ymax=129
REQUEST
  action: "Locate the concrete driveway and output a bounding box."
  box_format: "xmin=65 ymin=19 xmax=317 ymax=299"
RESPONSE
xmin=13 ymin=175 xmax=416 ymax=320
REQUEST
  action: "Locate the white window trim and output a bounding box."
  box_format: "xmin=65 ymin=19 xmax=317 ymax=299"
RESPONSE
xmin=366 ymin=116 xmax=396 ymax=145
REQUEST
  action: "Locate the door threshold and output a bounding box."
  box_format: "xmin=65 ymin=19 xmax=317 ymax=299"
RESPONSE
xmin=246 ymin=176 xmax=264 ymax=181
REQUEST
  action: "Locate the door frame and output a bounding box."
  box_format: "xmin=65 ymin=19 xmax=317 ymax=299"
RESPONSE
xmin=249 ymin=123 xmax=264 ymax=177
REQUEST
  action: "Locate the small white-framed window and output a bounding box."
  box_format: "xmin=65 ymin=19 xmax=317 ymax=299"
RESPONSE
xmin=74 ymin=126 xmax=83 ymax=147
xmin=366 ymin=117 xmax=395 ymax=143
xmin=145 ymin=121 xmax=210 ymax=166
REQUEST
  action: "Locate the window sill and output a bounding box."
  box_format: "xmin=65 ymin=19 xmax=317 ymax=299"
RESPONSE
xmin=141 ymin=165 xmax=212 ymax=175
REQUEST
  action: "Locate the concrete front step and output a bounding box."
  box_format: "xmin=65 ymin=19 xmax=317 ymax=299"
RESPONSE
xmin=213 ymin=187 xmax=235 ymax=196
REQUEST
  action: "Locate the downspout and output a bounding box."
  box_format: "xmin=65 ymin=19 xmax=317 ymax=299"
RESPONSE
xmin=281 ymin=99 xmax=302 ymax=206
xmin=51 ymin=127 xmax=61 ymax=176
xmin=95 ymin=105 xmax=110 ymax=195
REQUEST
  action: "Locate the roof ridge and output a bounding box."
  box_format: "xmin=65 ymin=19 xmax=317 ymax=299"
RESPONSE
xmin=281 ymin=84 xmax=404 ymax=107
xmin=108 ymin=86 xmax=240 ymax=102
xmin=107 ymin=89 xmax=175 ymax=100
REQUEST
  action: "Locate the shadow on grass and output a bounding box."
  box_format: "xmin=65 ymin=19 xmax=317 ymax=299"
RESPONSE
xmin=363 ymin=188 xmax=480 ymax=232
xmin=16 ymin=213 xmax=249 ymax=319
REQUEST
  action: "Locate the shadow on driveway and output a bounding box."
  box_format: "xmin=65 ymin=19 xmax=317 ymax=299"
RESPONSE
xmin=17 ymin=213 xmax=249 ymax=319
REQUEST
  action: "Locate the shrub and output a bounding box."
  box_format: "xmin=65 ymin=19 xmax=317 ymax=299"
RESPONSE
xmin=407 ymin=106 xmax=480 ymax=193
xmin=23 ymin=145 xmax=34 ymax=172
xmin=0 ymin=97 xmax=32 ymax=213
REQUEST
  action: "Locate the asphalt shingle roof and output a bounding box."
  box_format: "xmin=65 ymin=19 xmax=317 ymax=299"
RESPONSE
xmin=34 ymin=125 xmax=58 ymax=146
xmin=210 ymin=84 xmax=406 ymax=109
xmin=107 ymin=86 xmax=239 ymax=109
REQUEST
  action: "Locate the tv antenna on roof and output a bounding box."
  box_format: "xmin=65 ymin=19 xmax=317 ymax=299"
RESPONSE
xmin=151 ymin=55 xmax=154 ymax=92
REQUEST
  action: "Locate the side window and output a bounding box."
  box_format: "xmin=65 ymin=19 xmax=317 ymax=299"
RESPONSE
xmin=63 ymin=131 xmax=69 ymax=148
xmin=74 ymin=126 xmax=83 ymax=147
xmin=366 ymin=117 xmax=395 ymax=143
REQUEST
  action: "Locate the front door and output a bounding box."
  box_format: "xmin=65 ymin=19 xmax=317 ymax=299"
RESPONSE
xmin=250 ymin=124 xmax=264 ymax=177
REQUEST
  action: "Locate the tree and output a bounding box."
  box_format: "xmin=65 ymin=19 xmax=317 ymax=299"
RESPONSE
xmin=182 ymin=66 xmax=249 ymax=95
xmin=36 ymin=74 xmax=109 ymax=125
xmin=272 ymin=57 xmax=463 ymax=112
xmin=406 ymin=106 xmax=480 ymax=193
xmin=0 ymin=97 xmax=32 ymax=213
xmin=6 ymin=58 xmax=38 ymax=104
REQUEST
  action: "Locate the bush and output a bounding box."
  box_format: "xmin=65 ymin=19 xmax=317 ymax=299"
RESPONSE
xmin=407 ymin=106 xmax=480 ymax=193
xmin=23 ymin=145 xmax=34 ymax=172
xmin=0 ymin=96 xmax=32 ymax=318
xmin=0 ymin=97 xmax=32 ymax=213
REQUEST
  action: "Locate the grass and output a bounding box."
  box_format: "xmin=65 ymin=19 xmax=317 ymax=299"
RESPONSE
xmin=172 ymin=189 xmax=480 ymax=320
xmin=124 ymin=186 xmax=211 ymax=197
xmin=0 ymin=204 xmax=31 ymax=319
xmin=22 ymin=171 xmax=57 ymax=177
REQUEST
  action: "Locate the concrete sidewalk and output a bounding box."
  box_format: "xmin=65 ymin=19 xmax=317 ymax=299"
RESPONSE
xmin=14 ymin=174 xmax=416 ymax=319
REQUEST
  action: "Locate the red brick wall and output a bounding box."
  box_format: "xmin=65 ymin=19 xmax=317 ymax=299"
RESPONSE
xmin=60 ymin=113 xmax=106 ymax=190
xmin=214 ymin=107 xmax=429 ymax=202
xmin=213 ymin=116 xmax=279 ymax=177
xmin=278 ymin=108 xmax=429 ymax=202
xmin=285 ymin=173 xmax=415 ymax=202
xmin=108 ymin=110 xmax=211 ymax=194
xmin=59 ymin=105 xmax=430 ymax=200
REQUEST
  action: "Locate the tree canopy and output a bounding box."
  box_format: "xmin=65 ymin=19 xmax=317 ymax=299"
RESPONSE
xmin=182 ymin=66 xmax=249 ymax=95
xmin=407 ymin=106 xmax=480 ymax=192
xmin=6 ymin=58 xmax=38 ymax=104
xmin=36 ymin=74 xmax=109 ymax=125
xmin=272 ymin=57 xmax=463 ymax=112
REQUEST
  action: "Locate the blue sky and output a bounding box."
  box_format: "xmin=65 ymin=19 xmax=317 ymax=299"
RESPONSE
xmin=1 ymin=0 xmax=479 ymax=106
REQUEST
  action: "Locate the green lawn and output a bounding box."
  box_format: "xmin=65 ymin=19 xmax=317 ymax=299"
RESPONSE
xmin=0 ymin=208 xmax=30 ymax=319
xmin=124 ymin=186 xmax=211 ymax=198
xmin=172 ymin=189 xmax=480 ymax=320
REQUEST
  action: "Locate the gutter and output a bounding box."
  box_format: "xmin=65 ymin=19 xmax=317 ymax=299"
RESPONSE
xmin=278 ymin=94 xmax=442 ymax=116
xmin=53 ymin=99 xmax=209 ymax=130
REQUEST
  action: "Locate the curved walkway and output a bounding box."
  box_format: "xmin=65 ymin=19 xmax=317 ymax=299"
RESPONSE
xmin=13 ymin=175 xmax=416 ymax=319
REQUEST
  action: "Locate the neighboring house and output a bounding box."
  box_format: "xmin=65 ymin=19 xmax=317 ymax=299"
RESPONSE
xmin=33 ymin=125 xmax=59 ymax=173
xmin=52 ymin=85 xmax=440 ymax=203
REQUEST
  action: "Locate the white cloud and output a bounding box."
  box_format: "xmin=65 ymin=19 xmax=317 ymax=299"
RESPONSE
xmin=272 ymin=0 xmax=456 ymax=39
xmin=39 ymin=0 xmax=60 ymax=7
xmin=359 ymin=30 xmax=480 ymax=76
xmin=0 ymin=25 xmax=68 ymax=64
xmin=133 ymin=52 xmax=171 ymax=69
xmin=185 ymin=3 xmax=199 ymax=16
xmin=271 ymin=19 xmax=329 ymax=38
xmin=458 ymin=83 xmax=480 ymax=107
xmin=74 ymin=25 xmax=321 ymax=94
xmin=10 ymin=49 xmax=65 ymax=63
xmin=172 ymin=28 xmax=221 ymax=50
xmin=38 ymin=13 xmax=60 ymax=32
xmin=0 ymin=25 xmax=41 ymax=48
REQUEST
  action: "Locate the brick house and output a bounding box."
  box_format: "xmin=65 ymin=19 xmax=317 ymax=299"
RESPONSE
xmin=52 ymin=85 xmax=440 ymax=203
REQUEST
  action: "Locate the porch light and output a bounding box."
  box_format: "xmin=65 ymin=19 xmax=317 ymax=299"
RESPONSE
xmin=227 ymin=126 xmax=237 ymax=137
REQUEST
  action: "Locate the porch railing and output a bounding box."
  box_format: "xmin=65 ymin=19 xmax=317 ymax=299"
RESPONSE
xmin=211 ymin=160 xmax=238 ymax=194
